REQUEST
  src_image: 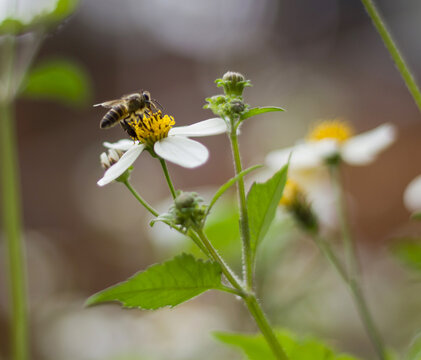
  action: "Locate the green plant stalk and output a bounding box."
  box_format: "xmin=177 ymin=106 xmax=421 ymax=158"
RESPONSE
xmin=0 ymin=100 xmax=28 ymax=360
xmin=125 ymin=166 xmax=288 ymax=359
xmin=195 ymin=229 xmax=288 ymax=360
xmin=360 ymin=0 xmax=421 ymax=113
xmin=330 ymin=165 xmax=386 ymax=360
xmin=122 ymin=180 xmax=210 ymax=257
xmin=229 ymin=129 xmax=253 ymax=291
xmin=159 ymin=159 xmax=176 ymax=199
xmin=244 ymin=295 xmax=289 ymax=360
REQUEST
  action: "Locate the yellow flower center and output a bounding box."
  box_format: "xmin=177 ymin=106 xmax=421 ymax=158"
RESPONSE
xmin=128 ymin=110 xmax=175 ymax=146
xmin=279 ymin=179 xmax=302 ymax=208
xmin=307 ymin=119 xmax=354 ymax=143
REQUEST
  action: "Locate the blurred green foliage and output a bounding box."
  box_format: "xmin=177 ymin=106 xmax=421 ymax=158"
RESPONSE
xmin=214 ymin=330 xmax=360 ymax=360
xmin=20 ymin=59 xmax=92 ymax=107
xmin=391 ymin=238 xmax=421 ymax=273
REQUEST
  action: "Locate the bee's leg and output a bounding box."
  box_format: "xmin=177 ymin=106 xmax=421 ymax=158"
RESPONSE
xmin=120 ymin=119 xmax=137 ymax=140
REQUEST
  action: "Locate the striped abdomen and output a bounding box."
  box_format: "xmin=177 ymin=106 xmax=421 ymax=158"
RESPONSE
xmin=100 ymin=105 xmax=128 ymax=129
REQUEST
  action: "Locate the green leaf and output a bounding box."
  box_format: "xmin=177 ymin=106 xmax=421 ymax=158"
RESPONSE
xmin=240 ymin=106 xmax=285 ymax=121
xmin=247 ymin=164 xmax=288 ymax=261
xmin=214 ymin=330 xmax=360 ymax=360
xmin=20 ymin=59 xmax=91 ymax=107
xmin=391 ymin=238 xmax=421 ymax=273
xmin=207 ymin=165 xmax=262 ymax=215
xmin=86 ymin=254 xmax=223 ymax=310
xmin=407 ymin=332 xmax=421 ymax=360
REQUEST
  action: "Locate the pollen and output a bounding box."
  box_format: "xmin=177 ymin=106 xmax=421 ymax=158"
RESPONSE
xmin=129 ymin=110 xmax=175 ymax=146
xmin=307 ymin=119 xmax=354 ymax=143
xmin=279 ymin=179 xmax=302 ymax=208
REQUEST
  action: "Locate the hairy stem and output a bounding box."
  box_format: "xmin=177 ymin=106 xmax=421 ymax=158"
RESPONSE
xmin=0 ymin=99 xmax=28 ymax=360
xmin=159 ymin=159 xmax=176 ymax=199
xmin=330 ymin=165 xmax=386 ymax=360
xmin=361 ymin=0 xmax=421 ymax=113
xmin=244 ymin=295 xmax=289 ymax=360
xmin=229 ymin=130 xmax=253 ymax=291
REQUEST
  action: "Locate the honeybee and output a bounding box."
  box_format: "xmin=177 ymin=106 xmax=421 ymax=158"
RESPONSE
xmin=94 ymin=90 xmax=159 ymax=129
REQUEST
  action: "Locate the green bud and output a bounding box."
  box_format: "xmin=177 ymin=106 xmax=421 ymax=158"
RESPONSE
xmin=229 ymin=99 xmax=246 ymax=114
xmin=170 ymin=191 xmax=207 ymax=231
xmin=215 ymin=71 xmax=251 ymax=97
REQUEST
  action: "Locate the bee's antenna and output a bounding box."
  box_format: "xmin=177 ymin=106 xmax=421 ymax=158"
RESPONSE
xmin=152 ymin=98 xmax=164 ymax=111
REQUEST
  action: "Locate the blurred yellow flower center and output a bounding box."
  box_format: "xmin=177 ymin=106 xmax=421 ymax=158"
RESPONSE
xmin=130 ymin=110 xmax=175 ymax=146
xmin=279 ymin=179 xmax=302 ymax=208
xmin=307 ymin=120 xmax=354 ymax=143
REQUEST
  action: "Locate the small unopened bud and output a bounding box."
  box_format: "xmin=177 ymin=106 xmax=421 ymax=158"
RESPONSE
xmin=100 ymin=149 xmax=124 ymax=169
xmin=216 ymin=71 xmax=251 ymax=97
xmin=171 ymin=191 xmax=207 ymax=231
xmin=229 ymin=99 xmax=246 ymax=114
xmin=222 ymin=71 xmax=245 ymax=83
xmin=175 ymin=192 xmax=196 ymax=210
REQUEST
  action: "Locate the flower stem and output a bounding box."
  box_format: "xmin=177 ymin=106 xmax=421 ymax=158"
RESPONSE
xmin=329 ymin=165 xmax=387 ymax=360
xmin=159 ymin=159 xmax=176 ymax=199
xmin=195 ymin=228 xmax=288 ymax=360
xmin=229 ymin=130 xmax=253 ymax=291
xmin=122 ymin=180 xmax=211 ymax=257
xmin=0 ymin=99 xmax=28 ymax=360
xmin=360 ymin=0 xmax=421 ymax=113
xmin=123 ymin=180 xmax=159 ymax=217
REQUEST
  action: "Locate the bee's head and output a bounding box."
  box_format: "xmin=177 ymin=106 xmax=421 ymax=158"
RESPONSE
xmin=142 ymin=91 xmax=151 ymax=103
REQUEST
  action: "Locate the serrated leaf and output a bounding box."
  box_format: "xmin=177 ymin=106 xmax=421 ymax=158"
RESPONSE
xmin=214 ymin=330 xmax=360 ymax=360
xmin=20 ymin=59 xmax=91 ymax=107
xmin=207 ymin=165 xmax=262 ymax=215
xmin=240 ymin=106 xmax=285 ymax=121
xmin=391 ymin=238 xmax=421 ymax=273
xmin=247 ymin=164 xmax=288 ymax=261
xmin=86 ymin=254 xmax=223 ymax=310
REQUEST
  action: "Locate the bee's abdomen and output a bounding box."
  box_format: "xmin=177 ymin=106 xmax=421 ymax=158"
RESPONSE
xmin=100 ymin=106 xmax=127 ymax=129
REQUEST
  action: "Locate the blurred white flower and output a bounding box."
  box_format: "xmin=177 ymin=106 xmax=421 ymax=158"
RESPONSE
xmin=266 ymin=120 xmax=396 ymax=171
xmin=265 ymin=120 xmax=396 ymax=227
xmin=0 ymin=0 xmax=57 ymax=24
xmin=404 ymin=174 xmax=421 ymax=213
xmin=97 ymin=112 xmax=227 ymax=186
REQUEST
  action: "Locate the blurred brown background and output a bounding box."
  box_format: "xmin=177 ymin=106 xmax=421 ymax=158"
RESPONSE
xmin=1 ymin=0 xmax=421 ymax=359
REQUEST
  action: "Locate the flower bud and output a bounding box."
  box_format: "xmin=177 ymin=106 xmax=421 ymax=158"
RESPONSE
xmin=170 ymin=191 xmax=207 ymax=231
xmin=100 ymin=149 xmax=124 ymax=169
xmin=215 ymin=71 xmax=251 ymax=97
xmin=229 ymin=99 xmax=246 ymax=114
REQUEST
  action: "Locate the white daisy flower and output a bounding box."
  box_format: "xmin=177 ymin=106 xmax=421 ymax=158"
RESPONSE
xmin=97 ymin=111 xmax=227 ymax=186
xmin=266 ymin=120 xmax=396 ymax=171
xmin=404 ymin=175 xmax=421 ymax=213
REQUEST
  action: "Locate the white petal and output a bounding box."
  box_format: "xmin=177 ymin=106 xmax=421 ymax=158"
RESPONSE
xmin=103 ymin=139 xmax=136 ymax=151
xmin=154 ymin=136 xmax=209 ymax=168
xmin=97 ymin=144 xmax=145 ymax=186
xmin=404 ymin=174 xmax=421 ymax=212
xmin=168 ymin=118 xmax=227 ymax=137
xmin=341 ymin=123 xmax=396 ymax=165
xmin=265 ymin=140 xmax=338 ymax=170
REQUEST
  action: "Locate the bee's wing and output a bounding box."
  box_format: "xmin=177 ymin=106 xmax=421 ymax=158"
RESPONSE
xmin=93 ymin=99 xmax=125 ymax=108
